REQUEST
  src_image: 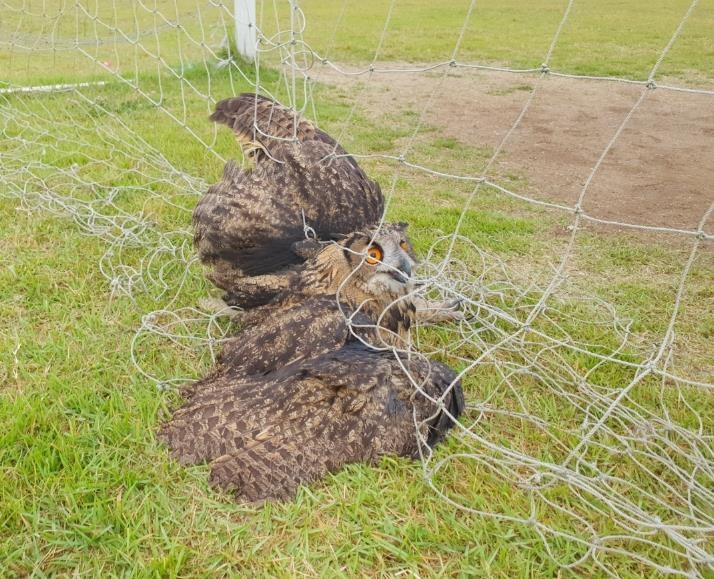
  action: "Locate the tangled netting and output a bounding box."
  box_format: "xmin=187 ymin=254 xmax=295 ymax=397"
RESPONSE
xmin=1 ymin=1 xmax=712 ymax=576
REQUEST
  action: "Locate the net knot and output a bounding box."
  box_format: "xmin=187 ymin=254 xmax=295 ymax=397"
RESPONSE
xmin=302 ymin=209 xmax=317 ymax=240
xmin=540 ymin=63 xmax=550 ymax=74
xmin=646 ymin=80 xmax=657 ymax=90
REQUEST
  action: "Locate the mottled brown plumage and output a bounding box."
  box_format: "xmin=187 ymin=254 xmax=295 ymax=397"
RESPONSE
xmin=194 ymin=93 xmax=384 ymax=308
xmin=181 ymin=225 xmax=421 ymax=399
xmin=162 ymin=226 xmax=465 ymax=502
xmin=210 ymin=224 xmax=451 ymax=372
xmin=160 ymin=344 xmax=463 ymax=503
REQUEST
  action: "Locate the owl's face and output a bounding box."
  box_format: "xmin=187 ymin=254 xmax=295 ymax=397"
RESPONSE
xmin=341 ymin=223 xmax=417 ymax=295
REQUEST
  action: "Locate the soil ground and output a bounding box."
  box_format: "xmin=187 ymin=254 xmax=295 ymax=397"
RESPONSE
xmin=316 ymin=66 xmax=713 ymax=235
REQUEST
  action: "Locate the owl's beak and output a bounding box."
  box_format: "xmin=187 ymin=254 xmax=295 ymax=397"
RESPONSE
xmin=388 ymin=258 xmax=412 ymax=283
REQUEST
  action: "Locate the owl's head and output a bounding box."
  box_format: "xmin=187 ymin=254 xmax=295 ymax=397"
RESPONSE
xmin=292 ymin=223 xmax=418 ymax=345
xmin=297 ymin=222 xmax=419 ymax=306
xmin=335 ymin=222 xmax=417 ymax=295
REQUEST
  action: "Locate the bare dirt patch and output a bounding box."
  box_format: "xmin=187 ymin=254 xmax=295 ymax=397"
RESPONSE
xmin=315 ymin=66 xmax=713 ymax=235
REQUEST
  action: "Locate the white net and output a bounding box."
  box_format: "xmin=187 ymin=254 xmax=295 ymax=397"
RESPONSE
xmin=1 ymin=1 xmax=712 ymax=576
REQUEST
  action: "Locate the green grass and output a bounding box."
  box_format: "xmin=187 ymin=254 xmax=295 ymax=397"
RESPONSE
xmin=2 ymin=0 xmax=713 ymax=85
xmin=1 ymin=1 xmax=713 ymax=577
xmin=255 ymin=0 xmax=714 ymax=81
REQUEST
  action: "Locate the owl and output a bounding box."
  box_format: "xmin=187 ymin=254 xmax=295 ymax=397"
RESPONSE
xmin=161 ymin=225 xmax=465 ymax=502
xmin=187 ymin=223 xmax=460 ymax=391
xmin=193 ymin=93 xmax=385 ymax=308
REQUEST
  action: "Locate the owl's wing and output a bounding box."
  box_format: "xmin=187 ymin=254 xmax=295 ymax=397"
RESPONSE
xmin=183 ymin=296 xmax=381 ymax=402
xmin=193 ymin=159 xmax=307 ymax=277
xmin=210 ymin=93 xmax=349 ymax=161
xmin=196 ymin=94 xmax=385 ymax=274
xmin=160 ymin=344 xmax=464 ymax=502
xmin=182 ymin=296 xmax=358 ymax=401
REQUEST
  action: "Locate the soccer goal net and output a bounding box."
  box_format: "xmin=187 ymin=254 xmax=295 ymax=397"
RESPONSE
xmin=1 ymin=1 xmax=712 ymax=576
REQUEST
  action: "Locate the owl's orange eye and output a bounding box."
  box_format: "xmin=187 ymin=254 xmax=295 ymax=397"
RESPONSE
xmin=399 ymin=240 xmax=409 ymax=251
xmin=366 ymin=245 xmax=383 ymax=265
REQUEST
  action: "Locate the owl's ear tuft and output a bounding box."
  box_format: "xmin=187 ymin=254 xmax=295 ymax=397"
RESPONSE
xmin=396 ymin=221 xmax=409 ymax=231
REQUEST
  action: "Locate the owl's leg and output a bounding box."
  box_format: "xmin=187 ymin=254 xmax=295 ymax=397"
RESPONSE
xmin=412 ymin=297 xmax=464 ymax=324
xmin=197 ymin=296 xmax=241 ymax=319
xmin=205 ymin=265 xmax=293 ymax=310
xmin=222 ymin=273 xmax=294 ymax=309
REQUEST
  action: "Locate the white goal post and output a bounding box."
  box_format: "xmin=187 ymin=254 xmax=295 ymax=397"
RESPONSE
xmin=235 ymin=0 xmax=257 ymax=62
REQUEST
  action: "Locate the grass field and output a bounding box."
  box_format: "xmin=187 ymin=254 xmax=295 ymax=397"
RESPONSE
xmin=1 ymin=1 xmax=713 ymax=577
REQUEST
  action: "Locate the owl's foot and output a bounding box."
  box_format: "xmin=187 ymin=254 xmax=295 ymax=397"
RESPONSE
xmin=413 ymin=297 xmax=465 ymax=325
xmin=197 ymin=296 xmax=242 ymax=320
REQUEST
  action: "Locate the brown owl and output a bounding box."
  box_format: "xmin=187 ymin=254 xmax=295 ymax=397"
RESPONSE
xmin=193 ymin=93 xmax=385 ymax=308
xmin=161 ymin=225 xmax=465 ymax=502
